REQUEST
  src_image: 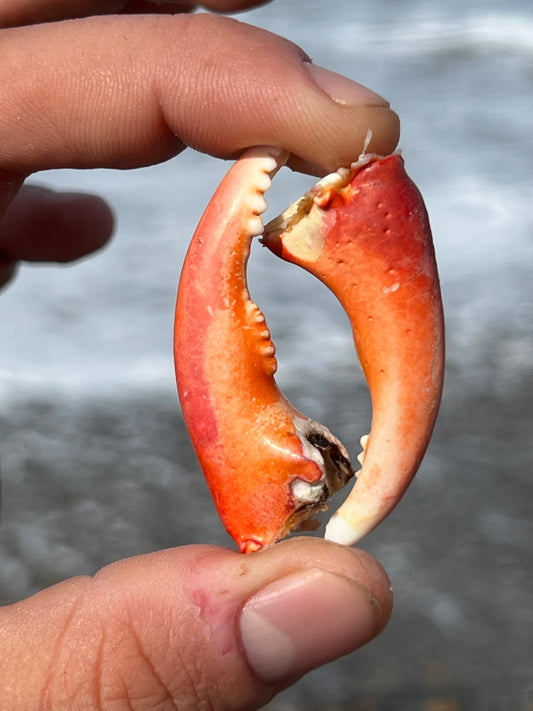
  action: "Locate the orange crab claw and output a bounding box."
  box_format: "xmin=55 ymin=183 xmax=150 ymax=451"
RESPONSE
xmin=174 ymin=146 xmax=355 ymax=553
xmin=262 ymin=150 xmax=445 ymax=545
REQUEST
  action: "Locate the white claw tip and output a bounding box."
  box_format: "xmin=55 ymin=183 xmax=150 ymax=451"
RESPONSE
xmin=324 ymin=514 xmax=362 ymax=546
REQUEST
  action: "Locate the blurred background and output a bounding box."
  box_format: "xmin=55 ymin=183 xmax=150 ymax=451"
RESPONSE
xmin=0 ymin=0 xmax=532 ymax=708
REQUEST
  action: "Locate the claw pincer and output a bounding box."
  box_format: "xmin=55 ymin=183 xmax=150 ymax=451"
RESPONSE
xmin=174 ymin=146 xmax=444 ymax=551
xmin=263 ymin=152 xmax=445 ymax=545
xmin=174 ymin=147 xmax=354 ymax=553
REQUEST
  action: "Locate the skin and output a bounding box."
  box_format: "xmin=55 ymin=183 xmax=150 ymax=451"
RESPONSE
xmin=0 ymin=1 xmax=400 ymax=708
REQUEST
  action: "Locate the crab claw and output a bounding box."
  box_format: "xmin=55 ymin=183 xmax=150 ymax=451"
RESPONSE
xmin=262 ymin=151 xmax=445 ymax=545
xmin=174 ymin=147 xmax=355 ymax=553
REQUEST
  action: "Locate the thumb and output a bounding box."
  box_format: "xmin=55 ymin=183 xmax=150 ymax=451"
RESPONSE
xmin=0 ymin=538 xmax=392 ymax=710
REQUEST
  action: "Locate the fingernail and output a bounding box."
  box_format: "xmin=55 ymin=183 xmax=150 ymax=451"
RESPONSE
xmin=239 ymin=569 xmax=381 ymax=684
xmin=306 ymin=63 xmax=389 ymax=107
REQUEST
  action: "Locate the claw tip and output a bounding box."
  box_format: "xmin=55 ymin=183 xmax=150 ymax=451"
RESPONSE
xmin=324 ymin=512 xmax=363 ymax=547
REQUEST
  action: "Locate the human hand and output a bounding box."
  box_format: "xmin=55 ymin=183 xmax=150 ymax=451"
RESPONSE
xmin=0 ymin=2 xmax=399 ymax=708
xmin=0 ymin=0 xmax=399 ymax=290
xmin=2 ymin=539 xmax=392 ymax=709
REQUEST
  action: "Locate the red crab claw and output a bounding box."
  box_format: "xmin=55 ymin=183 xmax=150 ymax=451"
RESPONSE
xmin=174 ymin=147 xmax=355 ymax=553
xmin=262 ymin=150 xmax=445 ymax=545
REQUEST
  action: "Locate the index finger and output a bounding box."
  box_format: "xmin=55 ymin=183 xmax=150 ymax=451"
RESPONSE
xmin=0 ymin=0 xmax=272 ymax=28
xmin=0 ymin=13 xmax=399 ymax=181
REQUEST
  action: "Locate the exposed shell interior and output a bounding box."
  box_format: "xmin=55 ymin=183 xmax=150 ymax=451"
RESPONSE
xmin=264 ymin=130 xmax=390 ymax=239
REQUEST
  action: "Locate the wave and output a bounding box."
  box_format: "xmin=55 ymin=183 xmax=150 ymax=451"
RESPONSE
xmin=388 ymin=14 xmax=533 ymax=56
xmin=306 ymin=13 xmax=533 ymax=58
xmin=1 ymin=168 xmax=531 ymax=399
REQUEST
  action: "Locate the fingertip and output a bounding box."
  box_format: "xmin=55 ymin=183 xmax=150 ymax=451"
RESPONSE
xmin=57 ymin=191 xmax=115 ymax=260
xmin=210 ymin=538 xmax=390 ymax=686
xmin=259 ymin=537 xmax=394 ymax=625
xmin=239 ymin=568 xmax=384 ymax=684
xmin=0 ymin=186 xmax=115 ymax=263
xmin=286 ymin=103 xmax=400 ymax=176
xmin=364 ymin=104 xmax=401 ymax=156
xmin=0 ymin=260 xmax=17 ymax=291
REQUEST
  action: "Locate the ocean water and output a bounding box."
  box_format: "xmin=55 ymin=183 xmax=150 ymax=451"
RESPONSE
xmin=1 ymin=0 xmax=532 ymax=708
